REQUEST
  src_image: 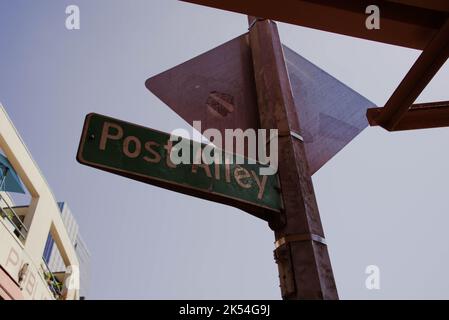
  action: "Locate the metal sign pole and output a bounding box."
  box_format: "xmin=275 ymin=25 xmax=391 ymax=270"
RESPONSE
xmin=247 ymin=16 xmax=338 ymax=300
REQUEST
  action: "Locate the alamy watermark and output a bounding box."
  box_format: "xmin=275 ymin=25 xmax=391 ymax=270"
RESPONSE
xmin=365 ymin=5 xmax=380 ymax=30
xmin=168 ymin=121 xmax=279 ymax=176
xmin=65 ymin=5 xmax=80 ymax=30
xmin=365 ymin=265 xmax=380 ymax=290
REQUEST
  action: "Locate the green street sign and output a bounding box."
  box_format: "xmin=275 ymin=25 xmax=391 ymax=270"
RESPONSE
xmin=77 ymin=113 xmax=282 ymax=220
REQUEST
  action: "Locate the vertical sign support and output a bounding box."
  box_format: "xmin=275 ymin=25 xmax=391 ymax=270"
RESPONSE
xmin=247 ymin=17 xmax=339 ymax=299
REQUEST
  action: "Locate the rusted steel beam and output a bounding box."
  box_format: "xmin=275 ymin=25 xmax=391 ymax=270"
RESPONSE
xmin=181 ymin=0 xmax=448 ymax=49
xmin=367 ymin=101 xmax=449 ymax=131
xmin=387 ymin=0 xmax=449 ymax=12
xmin=371 ymin=18 xmax=449 ymax=131
xmin=247 ymin=16 xmax=338 ymax=300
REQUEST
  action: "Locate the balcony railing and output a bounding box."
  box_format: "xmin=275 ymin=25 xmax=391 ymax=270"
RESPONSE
xmin=0 ymin=193 xmax=28 ymax=242
xmin=41 ymin=258 xmax=64 ymax=299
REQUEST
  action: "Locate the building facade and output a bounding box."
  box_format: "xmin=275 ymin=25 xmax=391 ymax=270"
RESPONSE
xmin=44 ymin=202 xmax=91 ymax=298
xmin=0 ymin=104 xmax=80 ymax=300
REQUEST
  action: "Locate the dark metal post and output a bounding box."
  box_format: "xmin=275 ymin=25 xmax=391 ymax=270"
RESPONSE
xmin=247 ymin=17 xmax=338 ymax=300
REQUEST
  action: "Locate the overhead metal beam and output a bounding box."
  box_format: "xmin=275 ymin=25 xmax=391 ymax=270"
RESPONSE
xmin=387 ymin=0 xmax=449 ymax=13
xmin=367 ymin=101 xmax=449 ymax=131
xmin=180 ymin=0 xmax=448 ymax=49
xmin=370 ymin=18 xmax=449 ymax=130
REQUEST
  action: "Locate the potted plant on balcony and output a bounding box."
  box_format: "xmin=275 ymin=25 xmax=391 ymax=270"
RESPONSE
xmin=43 ymin=269 xmax=63 ymax=300
xmin=2 ymin=210 xmax=16 ymax=233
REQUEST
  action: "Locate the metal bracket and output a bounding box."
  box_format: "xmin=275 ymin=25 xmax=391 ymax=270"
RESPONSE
xmin=273 ymin=233 xmax=327 ymax=298
xmin=290 ymin=131 xmax=304 ymax=142
xmin=275 ymin=233 xmax=327 ymax=249
xmin=273 ymin=243 xmax=296 ymax=298
xmin=248 ymin=18 xmax=268 ymax=30
xmin=267 ymin=130 xmax=304 ymax=144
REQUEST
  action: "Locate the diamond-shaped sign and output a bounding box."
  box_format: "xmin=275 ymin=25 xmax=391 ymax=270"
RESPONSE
xmin=146 ymin=34 xmax=376 ymax=174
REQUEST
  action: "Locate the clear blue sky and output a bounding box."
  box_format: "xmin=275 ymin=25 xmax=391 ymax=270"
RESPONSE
xmin=1 ymin=0 xmax=449 ymax=299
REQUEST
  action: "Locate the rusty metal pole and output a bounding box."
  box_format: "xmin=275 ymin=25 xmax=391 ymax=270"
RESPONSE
xmin=247 ymin=17 xmax=338 ymax=300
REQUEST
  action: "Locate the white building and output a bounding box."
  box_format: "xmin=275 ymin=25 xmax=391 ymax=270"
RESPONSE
xmin=0 ymin=104 xmax=80 ymax=300
xmin=44 ymin=202 xmax=91 ymax=298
